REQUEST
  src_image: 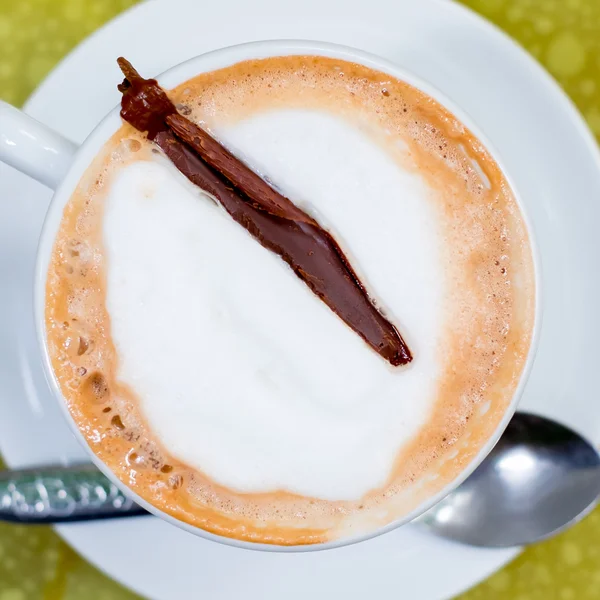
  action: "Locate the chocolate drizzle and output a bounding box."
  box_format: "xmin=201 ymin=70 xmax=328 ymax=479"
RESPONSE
xmin=117 ymin=58 xmax=412 ymax=366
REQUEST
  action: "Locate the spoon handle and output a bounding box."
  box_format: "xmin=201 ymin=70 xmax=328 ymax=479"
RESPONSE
xmin=0 ymin=464 xmax=147 ymax=523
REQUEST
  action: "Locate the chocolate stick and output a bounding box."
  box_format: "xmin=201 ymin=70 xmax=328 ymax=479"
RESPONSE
xmin=117 ymin=58 xmax=412 ymax=366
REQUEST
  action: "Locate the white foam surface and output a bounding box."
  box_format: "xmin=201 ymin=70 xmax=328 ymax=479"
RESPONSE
xmin=103 ymin=110 xmax=443 ymax=500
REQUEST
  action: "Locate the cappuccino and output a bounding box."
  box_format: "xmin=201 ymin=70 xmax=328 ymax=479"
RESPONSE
xmin=45 ymin=55 xmax=535 ymax=545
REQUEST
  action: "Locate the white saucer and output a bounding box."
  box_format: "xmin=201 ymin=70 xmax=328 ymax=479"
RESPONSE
xmin=1 ymin=0 xmax=600 ymax=598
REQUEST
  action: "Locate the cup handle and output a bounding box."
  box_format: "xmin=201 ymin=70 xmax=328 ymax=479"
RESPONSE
xmin=0 ymin=100 xmax=78 ymax=191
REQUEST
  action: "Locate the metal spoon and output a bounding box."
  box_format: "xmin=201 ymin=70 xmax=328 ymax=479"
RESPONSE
xmin=2 ymin=412 xmax=599 ymax=549
xmin=418 ymin=412 xmax=600 ymax=547
xmin=0 ymin=463 xmax=146 ymax=523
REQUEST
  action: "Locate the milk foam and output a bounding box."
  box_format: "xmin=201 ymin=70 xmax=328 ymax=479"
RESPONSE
xmin=103 ymin=110 xmax=442 ymax=500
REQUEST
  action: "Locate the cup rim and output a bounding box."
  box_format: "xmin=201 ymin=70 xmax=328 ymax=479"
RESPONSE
xmin=34 ymin=38 xmax=543 ymax=552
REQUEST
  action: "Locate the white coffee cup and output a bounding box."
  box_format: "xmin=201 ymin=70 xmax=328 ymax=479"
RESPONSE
xmin=0 ymin=40 xmax=542 ymax=551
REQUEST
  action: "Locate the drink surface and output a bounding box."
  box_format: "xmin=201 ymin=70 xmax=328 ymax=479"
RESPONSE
xmin=45 ymin=55 xmax=535 ymax=545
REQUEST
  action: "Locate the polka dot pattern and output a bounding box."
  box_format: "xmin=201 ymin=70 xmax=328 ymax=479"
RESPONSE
xmin=0 ymin=0 xmax=137 ymax=106
xmin=0 ymin=0 xmax=599 ymax=598
xmin=464 ymin=0 xmax=600 ymax=137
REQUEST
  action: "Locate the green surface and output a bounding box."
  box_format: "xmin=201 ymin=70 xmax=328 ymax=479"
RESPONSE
xmin=0 ymin=0 xmax=599 ymax=598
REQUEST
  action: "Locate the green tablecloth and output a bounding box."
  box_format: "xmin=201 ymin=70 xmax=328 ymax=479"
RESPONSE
xmin=0 ymin=1 xmax=599 ymax=598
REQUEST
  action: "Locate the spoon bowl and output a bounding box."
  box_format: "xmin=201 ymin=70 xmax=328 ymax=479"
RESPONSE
xmin=417 ymin=412 xmax=600 ymax=547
